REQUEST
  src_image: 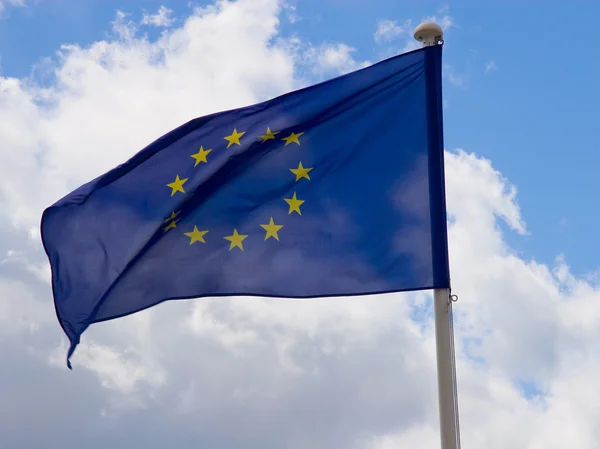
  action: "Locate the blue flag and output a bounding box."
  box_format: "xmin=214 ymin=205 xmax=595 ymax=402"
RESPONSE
xmin=41 ymin=45 xmax=450 ymax=368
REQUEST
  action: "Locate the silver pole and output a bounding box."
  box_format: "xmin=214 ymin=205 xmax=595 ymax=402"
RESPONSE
xmin=433 ymin=288 xmax=461 ymax=449
xmin=414 ymin=21 xmax=461 ymax=449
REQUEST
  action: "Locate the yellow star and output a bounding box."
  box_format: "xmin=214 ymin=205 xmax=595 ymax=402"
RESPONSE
xmin=164 ymin=219 xmax=180 ymax=232
xmin=164 ymin=210 xmax=181 ymax=222
xmin=184 ymin=226 xmax=209 ymax=245
xmin=191 ymin=146 xmax=212 ymax=167
xmin=224 ymin=228 xmax=248 ymax=251
xmin=224 ymin=128 xmax=245 ymax=148
xmin=284 ymin=192 xmax=304 ymax=215
xmin=258 ymin=127 xmax=279 ymax=142
xmin=290 ymin=162 xmax=312 ymax=182
xmin=260 ymin=217 xmax=283 ymax=241
xmin=282 ymin=132 xmax=304 ymax=146
xmin=166 ymin=175 xmax=188 ymax=197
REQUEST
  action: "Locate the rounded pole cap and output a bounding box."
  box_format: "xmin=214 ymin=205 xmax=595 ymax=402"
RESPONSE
xmin=413 ymin=22 xmax=443 ymax=46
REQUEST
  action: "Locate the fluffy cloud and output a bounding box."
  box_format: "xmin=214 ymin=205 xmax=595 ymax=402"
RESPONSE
xmin=304 ymin=42 xmax=369 ymax=77
xmin=422 ymin=5 xmax=454 ymax=32
xmin=486 ymin=60 xmax=498 ymax=74
xmin=141 ymin=5 xmax=175 ymax=28
xmin=374 ymin=19 xmax=412 ymax=44
xmin=0 ymin=0 xmax=24 ymax=15
xmin=1 ymin=1 xmax=600 ymax=449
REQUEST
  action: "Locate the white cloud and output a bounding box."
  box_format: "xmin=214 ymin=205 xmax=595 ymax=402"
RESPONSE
xmin=141 ymin=5 xmax=175 ymax=28
xmin=305 ymin=42 xmax=369 ymax=77
xmin=281 ymin=0 xmax=299 ymax=23
xmin=374 ymin=19 xmax=412 ymax=44
xmin=485 ymin=60 xmax=498 ymax=74
xmin=0 ymin=0 xmax=25 ymax=15
xmin=2 ymin=2 xmax=600 ymax=449
xmin=444 ymin=63 xmax=467 ymax=88
xmin=423 ymin=5 xmax=454 ymax=32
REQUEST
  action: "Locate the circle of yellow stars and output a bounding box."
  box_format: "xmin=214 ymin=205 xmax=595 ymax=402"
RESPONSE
xmin=163 ymin=127 xmax=310 ymax=251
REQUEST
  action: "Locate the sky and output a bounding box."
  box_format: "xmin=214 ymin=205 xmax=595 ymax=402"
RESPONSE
xmin=1 ymin=0 xmax=599 ymax=448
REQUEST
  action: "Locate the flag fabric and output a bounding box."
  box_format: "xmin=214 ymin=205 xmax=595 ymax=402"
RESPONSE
xmin=41 ymin=45 xmax=450 ymax=368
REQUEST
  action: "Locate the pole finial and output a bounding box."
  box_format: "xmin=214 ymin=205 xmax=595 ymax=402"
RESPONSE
xmin=413 ymin=22 xmax=443 ymax=47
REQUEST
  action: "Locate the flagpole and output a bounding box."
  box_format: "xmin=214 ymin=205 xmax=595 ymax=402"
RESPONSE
xmin=433 ymin=288 xmax=461 ymax=449
xmin=414 ymin=22 xmax=462 ymax=449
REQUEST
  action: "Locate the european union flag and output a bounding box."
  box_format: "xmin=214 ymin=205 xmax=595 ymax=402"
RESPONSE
xmin=41 ymin=45 xmax=450 ymax=368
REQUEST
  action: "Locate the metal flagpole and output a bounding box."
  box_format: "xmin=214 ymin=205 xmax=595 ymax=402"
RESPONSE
xmin=414 ymin=22 xmax=462 ymax=449
xmin=433 ymin=288 xmax=461 ymax=449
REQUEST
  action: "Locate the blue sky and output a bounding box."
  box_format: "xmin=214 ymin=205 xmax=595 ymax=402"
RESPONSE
xmin=2 ymin=0 xmax=597 ymax=277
